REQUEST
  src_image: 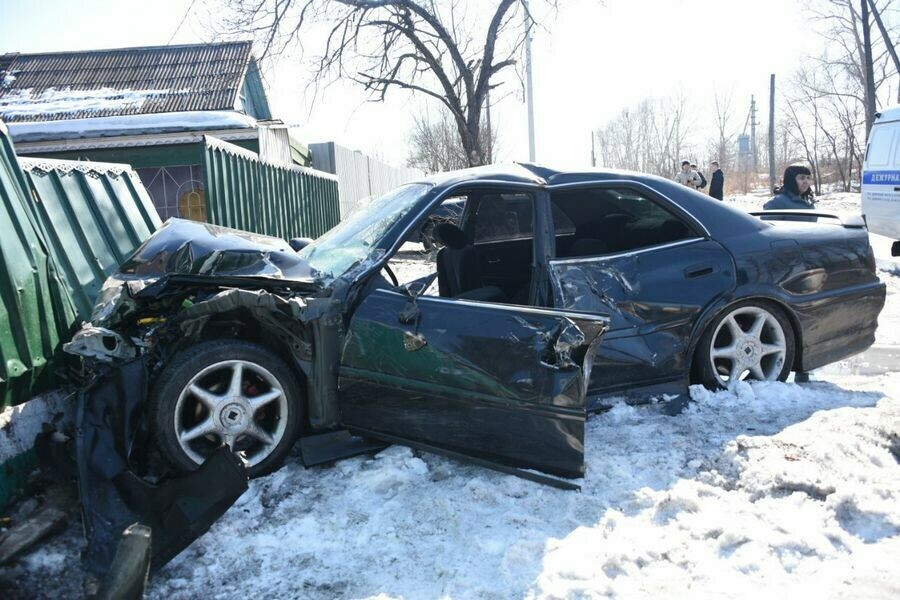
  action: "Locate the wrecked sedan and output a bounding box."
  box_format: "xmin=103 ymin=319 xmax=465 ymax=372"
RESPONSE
xmin=63 ymin=163 xmax=884 ymax=571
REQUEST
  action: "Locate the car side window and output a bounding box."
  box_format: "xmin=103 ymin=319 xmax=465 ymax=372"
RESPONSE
xmin=473 ymin=193 xmax=534 ymax=243
xmin=551 ymin=186 xmax=696 ymax=258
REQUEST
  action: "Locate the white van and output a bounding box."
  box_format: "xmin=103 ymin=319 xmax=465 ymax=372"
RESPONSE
xmin=862 ymin=104 xmax=900 ymax=255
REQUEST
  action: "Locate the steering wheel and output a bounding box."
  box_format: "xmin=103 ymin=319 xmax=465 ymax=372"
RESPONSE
xmin=382 ymin=263 xmax=399 ymax=287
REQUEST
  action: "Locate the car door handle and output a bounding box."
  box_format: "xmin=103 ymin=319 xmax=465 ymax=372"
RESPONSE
xmin=486 ymin=257 xmax=501 ymax=264
xmin=684 ymin=265 xmax=714 ymax=278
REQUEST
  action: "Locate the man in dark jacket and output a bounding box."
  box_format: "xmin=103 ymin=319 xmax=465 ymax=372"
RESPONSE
xmin=709 ymin=161 xmax=724 ymax=200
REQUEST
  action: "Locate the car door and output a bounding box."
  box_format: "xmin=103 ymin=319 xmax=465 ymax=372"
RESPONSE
xmin=469 ymin=192 xmax=536 ymax=296
xmin=547 ymin=183 xmax=736 ymax=397
xmin=336 ymin=289 xmax=608 ymax=479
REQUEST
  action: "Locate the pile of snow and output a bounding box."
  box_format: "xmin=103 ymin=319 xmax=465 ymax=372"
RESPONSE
xmin=0 ymin=87 xmax=180 ymax=119
xmin=9 ymin=373 xmax=898 ymax=599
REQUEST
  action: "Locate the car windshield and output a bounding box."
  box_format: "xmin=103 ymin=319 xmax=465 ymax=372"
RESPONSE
xmin=298 ymin=182 xmax=433 ymax=282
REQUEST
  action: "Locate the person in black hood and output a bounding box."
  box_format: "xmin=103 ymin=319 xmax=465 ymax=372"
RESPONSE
xmin=763 ymin=165 xmax=815 ymax=209
xmin=708 ymin=160 xmax=724 ymax=200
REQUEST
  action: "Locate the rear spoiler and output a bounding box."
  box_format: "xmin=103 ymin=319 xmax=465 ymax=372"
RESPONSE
xmin=749 ymin=210 xmax=867 ymax=229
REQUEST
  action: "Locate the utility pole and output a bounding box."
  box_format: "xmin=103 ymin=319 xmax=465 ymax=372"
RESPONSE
xmin=750 ymin=95 xmax=758 ymax=171
xmin=768 ymin=74 xmax=776 ymax=193
xmin=861 ymin=0 xmax=877 ymax=137
xmin=590 ymin=131 xmax=596 ymax=167
xmin=524 ymin=0 xmax=536 ymax=162
xmin=486 ymin=88 xmax=493 ymax=164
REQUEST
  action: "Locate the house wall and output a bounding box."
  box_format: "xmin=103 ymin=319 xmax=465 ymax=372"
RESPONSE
xmin=18 ymin=140 xmax=260 ymax=222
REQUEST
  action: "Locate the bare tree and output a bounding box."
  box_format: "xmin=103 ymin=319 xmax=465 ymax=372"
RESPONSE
xmin=594 ymin=93 xmax=697 ymax=178
xmin=807 ymin=0 xmax=900 ymax=115
xmin=709 ymin=89 xmax=738 ymax=172
xmin=224 ymin=0 xmax=545 ymax=167
xmin=776 ymin=1 xmax=899 ymax=192
xmin=407 ymin=107 xmax=496 ymax=173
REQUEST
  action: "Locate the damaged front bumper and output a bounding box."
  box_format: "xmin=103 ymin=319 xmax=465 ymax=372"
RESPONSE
xmin=72 ymin=359 xmax=248 ymax=575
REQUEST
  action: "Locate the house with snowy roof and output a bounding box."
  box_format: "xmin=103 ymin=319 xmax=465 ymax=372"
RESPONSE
xmin=0 ymin=41 xmax=310 ymax=220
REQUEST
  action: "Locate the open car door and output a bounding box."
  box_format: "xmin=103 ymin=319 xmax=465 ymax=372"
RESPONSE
xmin=337 ymin=289 xmax=608 ymax=482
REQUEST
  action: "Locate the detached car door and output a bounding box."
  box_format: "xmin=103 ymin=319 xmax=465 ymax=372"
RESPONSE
xmin=337 ymin=289 xmax=608 ymax=479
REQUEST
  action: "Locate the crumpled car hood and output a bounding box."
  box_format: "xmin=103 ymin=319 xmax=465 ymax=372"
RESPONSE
xmin=118 ymin=218 xmax=321 ymax=281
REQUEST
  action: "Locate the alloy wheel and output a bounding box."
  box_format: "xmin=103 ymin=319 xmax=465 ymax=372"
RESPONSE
xmin=174 ymin=359 xmax=288 ymax=468
xmin=708 ymin=306 xmax=788 ymax=387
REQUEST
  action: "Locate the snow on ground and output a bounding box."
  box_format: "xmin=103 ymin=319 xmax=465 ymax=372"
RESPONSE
xmin=6 ymin=193 xmax=900 ymax=599
xmin=11 ymin=373 xmax=898 ymax=599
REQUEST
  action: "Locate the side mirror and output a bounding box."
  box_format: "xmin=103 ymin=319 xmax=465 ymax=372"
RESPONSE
xmin=289 ymin=237 xmax=313 ymax=252
xmin=398 ymin=273 xmax=438 ymax=324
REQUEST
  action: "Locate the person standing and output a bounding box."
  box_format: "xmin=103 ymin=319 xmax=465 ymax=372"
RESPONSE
xmin=675 ymin=160 xmax=702 ymax=189
xmin=691 ymin=163 xmax=707 ymax=191
xmin=763 ymin=165 xmax=815 ymax=209
xmin=709 ymin=161 xmax=724 ymax=200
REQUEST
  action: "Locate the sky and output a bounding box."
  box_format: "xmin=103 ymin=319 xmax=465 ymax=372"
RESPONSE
xmin=0 ymin=0 xmax=883 ymax=169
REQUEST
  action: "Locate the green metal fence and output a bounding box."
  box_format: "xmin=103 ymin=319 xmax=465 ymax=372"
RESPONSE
xmin=0 ymin=122 xmax=75 ymax=407
xmin=20 ymin=158 xmax=161 ymax=319
xmin=203 ymin=136 xmax=340 ymax=239
xmin=0 ymin=121 xmax=159 ymax=407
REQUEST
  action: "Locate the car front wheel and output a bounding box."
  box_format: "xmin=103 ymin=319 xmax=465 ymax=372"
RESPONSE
xmin=149 ymin=340 xmax=303 ymax=478
xmin=694 ymin=301 xmax=795 ymax=389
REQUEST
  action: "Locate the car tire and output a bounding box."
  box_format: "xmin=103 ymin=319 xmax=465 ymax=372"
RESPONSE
xmin=148 ymin=339 xmax=303 ymax=478
xmin=693 ymin=300 xmax=795 ymax=390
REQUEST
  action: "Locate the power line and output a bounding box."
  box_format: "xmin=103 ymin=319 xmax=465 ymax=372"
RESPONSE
xmin=167 ymin=0 xmax=198 ymax=45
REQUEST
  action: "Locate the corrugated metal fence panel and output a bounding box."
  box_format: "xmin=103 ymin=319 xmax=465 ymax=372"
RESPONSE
xmin=203 ymin=136 xmax=339 ymax=239
xmin=309 ymin=142 xmax=424 ymax=218
xmin=0 ymin=122 xmax=75 ymax=407
xmin=19 ymin=157 xmax=162 ymax=318
xmin=258 ymin=126 xmax=293 ymax=167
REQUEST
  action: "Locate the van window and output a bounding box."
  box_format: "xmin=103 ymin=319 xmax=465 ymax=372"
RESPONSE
xmin=894 ymin=126 xmax=900 ymax=168
xmin=867 ymin=125 xmax=895 ymax=167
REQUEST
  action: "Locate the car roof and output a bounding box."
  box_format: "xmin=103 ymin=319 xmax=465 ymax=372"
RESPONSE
xmin=414 ymin=163 xmax=670 ymax=189
xmin=411 ymin=163 xmax=767 ymax=241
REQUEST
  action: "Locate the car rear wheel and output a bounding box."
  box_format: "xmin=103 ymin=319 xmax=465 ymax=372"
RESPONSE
xmin=694 ymin=301 xmax=795 ymax=389
xmin=149 ymin=340 xmax=302 ymax=478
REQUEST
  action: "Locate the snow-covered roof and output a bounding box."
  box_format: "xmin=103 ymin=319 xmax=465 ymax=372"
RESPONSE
xmin=0 ymin=41 xmax=256 ymax=123
xmin=7 ymin=110 xmax=258 ymax=143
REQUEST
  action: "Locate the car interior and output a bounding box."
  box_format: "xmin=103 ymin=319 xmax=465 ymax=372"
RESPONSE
xmin=551 ymin=187 xmax=697 ymax=258
xmin=386 ymin=186 xmax=698 ymax=307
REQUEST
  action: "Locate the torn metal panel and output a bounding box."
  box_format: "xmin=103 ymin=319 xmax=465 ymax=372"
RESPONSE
xmin=549 ymin=240 xmax=736 ymax=397
xmin=75 ymin=359 xmax=248 ymax=575
xmin=338 ymin=289 xmax=609 ymax=478
xmin=63 ymin=324 xmax=138 ymax=362
xmin=118 ymin=218 xmax=320 ymax=282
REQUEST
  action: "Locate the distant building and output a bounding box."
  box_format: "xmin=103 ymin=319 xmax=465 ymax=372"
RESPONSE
xmin=0 ymin=41 xmax=309 ymax=221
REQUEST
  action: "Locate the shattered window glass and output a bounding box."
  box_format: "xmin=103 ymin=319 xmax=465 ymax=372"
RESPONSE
xmin=473 ymin=193 xmax=534 ymax=243
xmin=389 ymin=196 xmax=466 ymax=295
xmin=298 ymin=183 xmax=432 ymax=281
